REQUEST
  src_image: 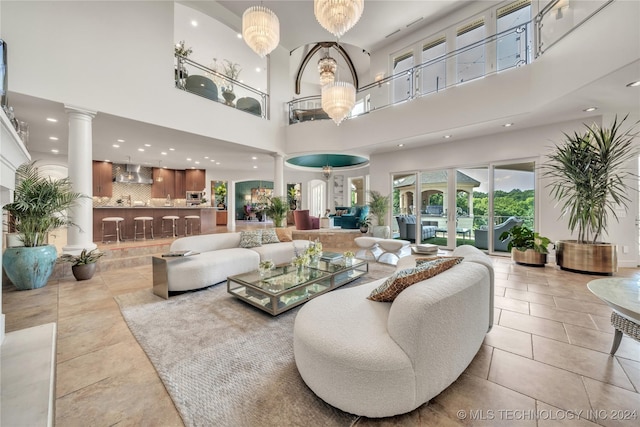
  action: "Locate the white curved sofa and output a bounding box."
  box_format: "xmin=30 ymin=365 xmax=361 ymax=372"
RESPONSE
xmin=154 ymin=232 xmax=309 ymax=297
xmin=293 ymin=245 xmax=494 ymax=418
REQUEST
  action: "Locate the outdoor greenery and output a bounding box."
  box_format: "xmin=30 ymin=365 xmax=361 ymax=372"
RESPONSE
xmin=499 ymin=225 xmax=551 ymax=253
xmin=368 ymin=191 xmax=391 ymax=226
xmin=544 ymin=115 xmax=638 ymax=244
xmin=4 ymin=162 xmax=85 ymax=247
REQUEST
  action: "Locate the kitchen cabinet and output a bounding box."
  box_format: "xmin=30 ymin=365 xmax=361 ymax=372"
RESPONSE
xmin=185 ymin=169 xmax=206 ymax=191
xmin=92 ymin=161 xmax=113 ymax=197
xmin=174 ymin=169 xmax=185 ymax=199
xmin=152 ymin=168 xmax=176 ymax=198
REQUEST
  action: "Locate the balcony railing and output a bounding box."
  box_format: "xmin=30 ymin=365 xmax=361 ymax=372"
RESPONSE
xmin=288 ymin=0 xmax=612 ymax=125
xmin=175 ymin=55 xmax=269 ymax=119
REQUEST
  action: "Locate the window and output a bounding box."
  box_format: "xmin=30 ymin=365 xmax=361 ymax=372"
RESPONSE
xmin=392 ymin=51 xmax=414 ymax=103
xmin=497 ymin=0 xmax=532 ymax=71
xmin=456 ymin=19 xmax=485 ymax=83
xmin=421 ymin=37 xmax=446 ymax=95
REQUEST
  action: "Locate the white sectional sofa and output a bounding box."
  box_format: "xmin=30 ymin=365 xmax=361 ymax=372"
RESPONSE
xmin=293 ymin=245 xmax=494 ymax=418
xmin=153 ymin=232 xmax=309 ymax=298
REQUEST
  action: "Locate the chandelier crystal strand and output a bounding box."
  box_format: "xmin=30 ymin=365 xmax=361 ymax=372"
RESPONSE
xmin=318 ymin=55 xmax=337 ymax=85
xmin=322 ymin=81 xmax=356 ymax=125
xmin=242 ymin=6 xmax=280 ymax=58
xmin=314 ymin=0 xmax=364 ymax=38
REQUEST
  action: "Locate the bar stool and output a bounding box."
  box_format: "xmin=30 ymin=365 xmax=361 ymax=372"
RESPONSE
xmin=133 ymin=216 xmax=154 ymax=241
xmin=102 ymin=217 xmax=124 ymax=243
xmin=184 ymin=215 xmax=201 ymax=235
xmin=162 ymin=215 xmax=180 ymax=238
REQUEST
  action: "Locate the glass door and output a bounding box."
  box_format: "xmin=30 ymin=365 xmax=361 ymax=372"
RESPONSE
xmin=456 ymin=167 xmax=489 ymax=248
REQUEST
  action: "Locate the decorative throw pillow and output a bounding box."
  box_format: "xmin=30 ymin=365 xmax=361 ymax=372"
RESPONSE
xmin=415 ymin=256 xmax=463 ymax=267
xmin=274 ymin=227 xmax=293 ymax=242
xmin=368 ymin=256 xmax=464 ymax=302
xmin=239 ymin=230 xmax=263 ymax=248
xmin=262 ymin=228 xmax=280 ymax=244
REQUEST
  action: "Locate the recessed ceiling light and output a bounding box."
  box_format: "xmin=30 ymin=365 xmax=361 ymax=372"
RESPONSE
xmin=191 ymin=166 xmax=195 ymax=169
xmin=626 ymin=80 xmax=640 ymax=87
xmin=583 ymin=107 xmax=598 ymax=112
xmin=252 ymin=156 xmax=257 ymax=160
xmin=191 ymin=20 xmax=198 ymax=27
xmin=443 ymin=135 xmax=452 ymax=139
xmin=112 ymin=144 xmax=120 ymax=148
xmin=253 ymin=165 xmax=258 ymax=169
xmin=46 ymin=117 xmax=58 ymax=123
xmin=51 ymin=149 xmax=59 ymax=153
xmin=210 ymin=159 xmax=215 ymax=162
xmin=503 ymin=123 xmax=513 ymax=127
xmin=204 ymin=156 xmax=209 ymax=159
xmin=195 ymin=161 xmax=200 ymax=164
xmin=237 ymin=33 xmax=242 ymax=39
xmin=138 ymin=148 xmax=144 ymax=152
xmin=397 ymin=144 xmax=404 ymax=147
xmin=49 ymin=136 xmax=58 ymax=141
xmin=161 ymin=152 xmax=167 ymax=155
xmin=117 ymin=139 xmax=125 ymax=143
xmin=186 ymin=158 xmax=192 ymax=161
xmin=216 ymin=162 xmax=220 ymax=165
xmin=255 ymin=67 xmax=261 ymax=73
xmin=144 ymin=143 xmax=151 ymax=147
xmin=169 ymin=148 xmax=175 ymax=151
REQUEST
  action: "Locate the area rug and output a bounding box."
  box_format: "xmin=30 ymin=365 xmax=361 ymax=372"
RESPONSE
xmin=115 ymin=262 xmax=397 ymax=427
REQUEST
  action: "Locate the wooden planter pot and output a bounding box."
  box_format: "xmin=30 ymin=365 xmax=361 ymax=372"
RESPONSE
xmin=555 ymin=240 xmax=617 ymax=275
xmin=511 ymin=248 xmax=547 ymax=267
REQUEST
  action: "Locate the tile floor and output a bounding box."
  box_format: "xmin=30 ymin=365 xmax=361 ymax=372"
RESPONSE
xmin=3 ymin=243 xmax=640 ymax=426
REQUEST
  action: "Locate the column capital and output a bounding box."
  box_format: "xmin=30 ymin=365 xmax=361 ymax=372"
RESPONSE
xmin=64 ymin=104 xmax=97 ymax=118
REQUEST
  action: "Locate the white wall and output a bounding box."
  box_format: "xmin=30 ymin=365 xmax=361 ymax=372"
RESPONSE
xmin=0 ymin=1 xmax=285 ymax=152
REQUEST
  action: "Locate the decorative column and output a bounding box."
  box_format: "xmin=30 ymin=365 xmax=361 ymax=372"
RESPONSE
xmin=63 ymin=105 xmax=97 ymax=254
xmin=227 ymin=180 xmax=236 ymax=231
xmin=272 ymin=153 xmax=284 ymax=197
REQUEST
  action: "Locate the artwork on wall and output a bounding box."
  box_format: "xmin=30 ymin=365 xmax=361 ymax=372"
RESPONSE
xmin=251 ymin=187 xmax=272 ymax=203
xmin=333 ymin=175 xmax=344 ymax=207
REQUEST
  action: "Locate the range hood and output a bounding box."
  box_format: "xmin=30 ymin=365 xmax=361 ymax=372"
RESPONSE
xmin=115 ymin=164 xmax=153 ymax=184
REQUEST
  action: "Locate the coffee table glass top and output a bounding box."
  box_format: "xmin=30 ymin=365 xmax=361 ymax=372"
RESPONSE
xmin=311 ymin=258 xmax=367 ymax=274
xmin=231 ymin=265 xmax=331 ymax=295
xmin=587 ymin=278 xmax=640 ymax=322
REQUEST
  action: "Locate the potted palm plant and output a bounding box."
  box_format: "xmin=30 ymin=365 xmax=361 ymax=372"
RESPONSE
xmin=544 ymin=115 xmax=638 ymax=274
xmin=500 ymin=225 xmax=551 ymax=266
xmin=368 ymin=190 xmax=391 ymax=238
xmin=3 ymin=162 xmax=85 ymax=289
xmin=59 ymin=248 xmax=105 ymax=281
xmin=264 ymin=195 xmax=289 ymax=227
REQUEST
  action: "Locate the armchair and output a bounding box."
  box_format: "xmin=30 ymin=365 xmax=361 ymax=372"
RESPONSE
xmin=395 ymin=215 xmax=437 ymax=241
xmin=474 ymin=216 xmax=524 ymax=252
xmin=185 ymin=75 xmax=218 ymax=102
xmin=293 ymin=210 xmax=320 ymax=230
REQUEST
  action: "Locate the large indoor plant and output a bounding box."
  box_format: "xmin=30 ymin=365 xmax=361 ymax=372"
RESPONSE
xmin=3 ymin=162 xmax=85 ymax=289
xmin=59 ymin=248 xmax=105 ymax=281
xmin=264 ymin=195 xmax=289 ymax=227
xmin=368 ymin=190 xmax=391 ymax=238
xmin=500 ymin=225 xmax=551 ymax=266
xmin=544 ymin=115 xmax=638 ymax=274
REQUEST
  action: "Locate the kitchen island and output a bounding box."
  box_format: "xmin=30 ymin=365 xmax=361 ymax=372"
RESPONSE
xmin=93 ymin=207 xmax=223 ymax=242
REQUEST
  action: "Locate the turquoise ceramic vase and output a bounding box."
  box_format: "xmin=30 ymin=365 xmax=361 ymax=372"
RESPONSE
xmin=2 ymin=245 xmax=58 ymax=290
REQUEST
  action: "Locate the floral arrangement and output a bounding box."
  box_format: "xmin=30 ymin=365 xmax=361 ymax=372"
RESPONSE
xmin=259 ymin=260 xmax=275 ymax=270
xmin=305 ymin=239 xmax=323 ymax=258
xmin=211 ymin=58 xmax=242 ymax=92
xmin=174 ymin=40 xmax=193 ymax=57
xmin=292 ymin=254 xmax=310 ymax=267
xmin=344 ymin=251 xmax=355 ymax=259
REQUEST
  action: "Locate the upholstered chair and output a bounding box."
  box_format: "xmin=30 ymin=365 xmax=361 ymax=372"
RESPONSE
xmin=293 ymin=210 xmax=320 ymax=230
xmin=185 ymin=75 xmax=218 ymax=102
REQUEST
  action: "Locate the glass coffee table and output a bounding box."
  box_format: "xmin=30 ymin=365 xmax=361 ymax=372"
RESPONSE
xmin=227 ymin=259 xmax=368 ymax=316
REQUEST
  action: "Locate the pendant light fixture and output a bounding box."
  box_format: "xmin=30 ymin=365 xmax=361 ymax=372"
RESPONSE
xmin=242 ymin=4 xmax=280 ymax=58
xmin=318 ymin=50 xmax=337 ymax=86
xmin=314 ymin=0 xmax=364 ymax=38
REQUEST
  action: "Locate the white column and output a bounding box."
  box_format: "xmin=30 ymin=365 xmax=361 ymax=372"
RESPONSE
xmin=63 ymin=105 xmax=97 ymax=254
xmin=227 ymin=180 xmax=236 ymax=231
xmin=272 ymin=153 xmax=284 ymax=197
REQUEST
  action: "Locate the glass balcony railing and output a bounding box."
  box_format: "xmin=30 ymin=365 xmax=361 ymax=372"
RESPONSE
xmin=288 ymin=0 xmax=613 ymax=125
xmin=175 ymin=55 xmax=269 ymax=119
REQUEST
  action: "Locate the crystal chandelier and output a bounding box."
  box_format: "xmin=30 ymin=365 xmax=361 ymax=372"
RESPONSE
xmin=318 ymin=54 xmax=337 ymax=86
xmin=322 ymin=164 xmax=332 ymax=179
xmin=242 ymin=5 xmax=280 ymax=58
xmin=322 ymin=81 xmax=356 ymax=125
xmin=314 ymin=0 xmax=364 ymax=38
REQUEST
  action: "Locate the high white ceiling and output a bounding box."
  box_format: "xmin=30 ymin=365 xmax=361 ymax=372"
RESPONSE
xmin=8 ymin=1 xmax=640 ymax=174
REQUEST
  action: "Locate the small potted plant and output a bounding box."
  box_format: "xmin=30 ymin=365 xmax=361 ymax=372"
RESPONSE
xmin=59 ymin=248 xmax=105 ymax=281
xmin=499 ymin=225 xmax=551 ymax=266
xmin=258 ymin=259 xmax=275 ymax=277
xmin=358 ymin=215 xmax=371 ymax=234
xmin=344 ymin=250 xmax=355 ymax=266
